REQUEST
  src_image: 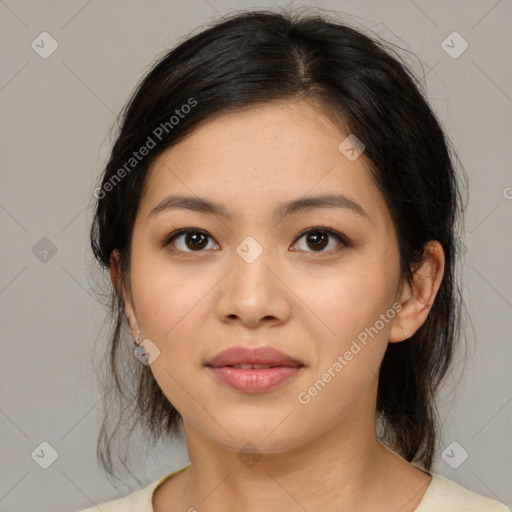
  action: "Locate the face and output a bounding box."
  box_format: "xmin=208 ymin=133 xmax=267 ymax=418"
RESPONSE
xmin=122 ymin=100 xmax=404 ymax=455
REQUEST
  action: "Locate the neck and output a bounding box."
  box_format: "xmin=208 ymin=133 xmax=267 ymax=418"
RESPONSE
xmin=159 ymin=390 xmax=431 ymax=511
xmin=184 ymin=429 xmax=388 ymax=511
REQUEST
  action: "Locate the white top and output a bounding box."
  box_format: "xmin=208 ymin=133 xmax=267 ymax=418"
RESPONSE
xmin=77 ymin=463 xmax=510 ymax=511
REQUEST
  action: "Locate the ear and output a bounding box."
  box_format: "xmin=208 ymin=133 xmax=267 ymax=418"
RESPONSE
xmin=109 ymin=249 xmax=139 ymax=338
xmin=389 ymin=240 xmax=445 ymax=343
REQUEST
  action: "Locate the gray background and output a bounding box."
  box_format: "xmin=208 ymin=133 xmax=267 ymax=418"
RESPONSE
xmin=0 ymin=0 xmax=511 ymax=510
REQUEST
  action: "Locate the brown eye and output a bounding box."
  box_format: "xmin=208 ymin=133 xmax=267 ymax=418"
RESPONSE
xmin=164 ymin=226 xmax=349 ymax=254
xmin=292 ymin=228 xmax=348 ymax=253
xmin=165 ymin=229 xmax=219 ymax=252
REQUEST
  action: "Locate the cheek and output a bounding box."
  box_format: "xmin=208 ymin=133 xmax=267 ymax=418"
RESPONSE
xmin=130 ymin=262 xmax=211 ymax=408
xmin=130 ymin=247 xmax=210 ymax=339
xmin=303 ymin=262 xmax=398 ymax=347
xmin=293 ymin=269 xmax=395 ymax=422
xmin=296 ymin=257 xmax=400 ymax=405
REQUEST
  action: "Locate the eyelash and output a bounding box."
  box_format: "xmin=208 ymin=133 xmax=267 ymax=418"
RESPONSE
xmin=163 ymin=226 xmax=350 ymax=255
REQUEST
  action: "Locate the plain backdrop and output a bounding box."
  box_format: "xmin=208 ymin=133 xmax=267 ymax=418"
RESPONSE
xmin=0 ymin=1 xmax=511 ymax=510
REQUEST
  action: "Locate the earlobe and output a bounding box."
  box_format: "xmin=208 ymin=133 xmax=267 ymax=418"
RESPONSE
xmin=389 ymin=240 xmax=445 ymax=343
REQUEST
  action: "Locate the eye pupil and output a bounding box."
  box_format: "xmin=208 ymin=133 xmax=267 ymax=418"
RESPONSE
xmin=307 ymin=231 xmax=329 ymax=251
xmin=186 ymin=231 xmax=208 ymax=250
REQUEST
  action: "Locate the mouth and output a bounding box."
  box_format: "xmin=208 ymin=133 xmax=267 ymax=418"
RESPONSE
xmin=205 ymin=345 xmax=305 ymax=393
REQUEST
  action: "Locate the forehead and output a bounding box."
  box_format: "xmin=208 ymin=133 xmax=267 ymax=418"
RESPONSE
xmin=138 ymin=100 xmax=389 ymax=226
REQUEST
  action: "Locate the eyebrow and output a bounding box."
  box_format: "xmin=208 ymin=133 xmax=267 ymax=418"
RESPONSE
xmin=148 ymin=193 xmax=369 ymax=220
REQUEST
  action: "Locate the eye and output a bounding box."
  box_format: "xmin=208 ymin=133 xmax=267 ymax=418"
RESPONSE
xmin=165 ymin=229 xmax=219 ymax=252
xmin=291 ymin=227 xmax=349 ymax=253
xmin=164 ymin=226 xmax=349 ymax=254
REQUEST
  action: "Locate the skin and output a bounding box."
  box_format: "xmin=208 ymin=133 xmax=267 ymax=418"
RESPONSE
xmin=110 ymin=99 xmax=445 ymax=512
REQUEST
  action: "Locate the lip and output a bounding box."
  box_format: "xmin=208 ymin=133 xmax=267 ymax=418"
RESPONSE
xmin=205 ymin=345 xmax=304 ymax=393
xmin=205 ymin=345 xmax=304 ymax=368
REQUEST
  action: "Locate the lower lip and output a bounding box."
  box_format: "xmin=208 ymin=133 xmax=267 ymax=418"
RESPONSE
xmin=207 ymin=366 xmax=302 ymax=393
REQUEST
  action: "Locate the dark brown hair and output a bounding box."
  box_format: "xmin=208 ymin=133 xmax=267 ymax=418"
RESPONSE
xmin=89 ymin=6 xmax=466 ymax=482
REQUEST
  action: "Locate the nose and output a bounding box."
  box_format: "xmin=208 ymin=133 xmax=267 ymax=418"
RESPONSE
xmin=214 ymin=243 xmax=292 ymax=328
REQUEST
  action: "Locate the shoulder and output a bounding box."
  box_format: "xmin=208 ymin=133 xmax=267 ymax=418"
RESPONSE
xmin=415 ymin=473 xmax=510 ymax=512
xmin=74 ymin=463 xmax=191 ymax=512
xmin=75 ymin=478 xmax=162 ymax=512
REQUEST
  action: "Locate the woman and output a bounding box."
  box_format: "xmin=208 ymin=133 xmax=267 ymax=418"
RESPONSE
xmin=80 ymin=8 xmax=509 ymax=512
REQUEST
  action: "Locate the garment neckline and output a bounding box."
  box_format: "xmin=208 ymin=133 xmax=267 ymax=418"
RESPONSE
xmin=152 ymin=462 xmax=191 ymax=496
xmin=413 ymin=472 xmax=443 ymax=511
xmin=150 ymin=464 xmax=439 ymax=511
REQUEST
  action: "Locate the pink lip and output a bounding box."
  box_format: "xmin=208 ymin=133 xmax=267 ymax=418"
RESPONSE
xmin=208 ymin=366 xmax=302 ymax=393
xmin=205 ymin=346 xmax=304 ymax=393
xmin=206 ymin=345 xmax=303 ymax=367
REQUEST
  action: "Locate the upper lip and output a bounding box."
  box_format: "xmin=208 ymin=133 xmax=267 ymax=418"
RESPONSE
xmin=206 ymin=345 xmax=304 ymax=368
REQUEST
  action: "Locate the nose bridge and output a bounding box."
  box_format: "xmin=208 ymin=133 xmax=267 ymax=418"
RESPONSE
xmin=217 ymin=232 xmax=289 ymax=325
xmin=231 ymin=232 xmax=275 ymax=295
